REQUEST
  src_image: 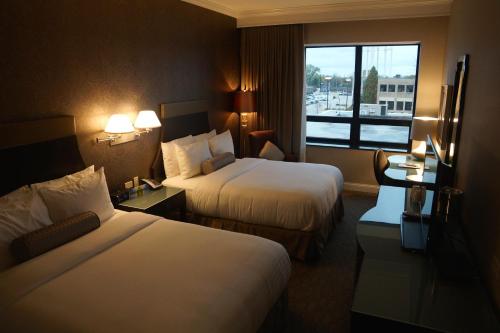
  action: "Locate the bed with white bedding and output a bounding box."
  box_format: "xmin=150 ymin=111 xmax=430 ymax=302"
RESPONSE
xmin=0 ymin=116 xmax=291 ymax=333
xmin=163 ymin=158 xmax=344 ymax=260
xmin=0 ymin=210 xmax=290 ymax=333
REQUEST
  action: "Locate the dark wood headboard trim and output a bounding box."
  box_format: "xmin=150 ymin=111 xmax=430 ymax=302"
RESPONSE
xmin=0 ymin=116 xmax=76 ymax=149
xmin=0 ymin=116 xmax=86 ymax=196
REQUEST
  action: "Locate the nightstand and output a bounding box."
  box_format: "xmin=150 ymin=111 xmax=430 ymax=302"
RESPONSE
xmin=117 ymin=187 xmax=187 ymax=222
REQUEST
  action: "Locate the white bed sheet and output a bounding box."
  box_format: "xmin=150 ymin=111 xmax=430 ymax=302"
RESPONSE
xmin=163 ymin=158 xmax=343 ymax=231
xmin=0 ymin=211 xmax=290 ymax=333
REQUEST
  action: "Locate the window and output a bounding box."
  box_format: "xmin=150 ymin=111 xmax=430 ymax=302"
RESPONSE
xmin=306 ymin=44 xmax=419 ymax=151
xmin=405 ymin=101 xmax=412 ymax=111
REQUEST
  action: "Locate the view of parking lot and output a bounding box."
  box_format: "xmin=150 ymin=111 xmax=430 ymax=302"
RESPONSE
xmin=306 ymin=45 xmax=419 ymax=146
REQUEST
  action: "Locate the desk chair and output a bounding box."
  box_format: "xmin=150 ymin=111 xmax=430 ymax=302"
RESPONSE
xmin=373 ymin=149 xmax=390 ymax=185
xmin=248 ymin=130 xmax=298 ymax=162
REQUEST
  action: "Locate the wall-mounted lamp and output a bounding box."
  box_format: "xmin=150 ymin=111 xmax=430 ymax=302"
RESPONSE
xmin=234 ymin=91 xmax=255 ymax=128
xmin=134 ymin=110 xmax=162 ymax=134
xmin=96 ymin=110 xmax=161 ymax=146
xmin=410 ymin=116 xmax=437 ymax=160
xmin=96 ymin=114 xmax=135 ymax=144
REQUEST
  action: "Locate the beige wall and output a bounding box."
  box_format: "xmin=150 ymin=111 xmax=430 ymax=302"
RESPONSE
xmin=443 ymin=0 xmax=500 ymax=311
xmin=304 ymin=17 xmax=449 ymax=186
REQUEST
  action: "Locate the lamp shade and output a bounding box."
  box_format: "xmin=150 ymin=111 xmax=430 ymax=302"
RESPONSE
xmin=234 ymin=91 xmax=255 ymax=114
xmin=134 ymin=110 xmax=161 ymax=129
xmin=104 ymin=114 xmax=135 ymax=134
xmin=410 ymin=116 xmax=438 ymax=141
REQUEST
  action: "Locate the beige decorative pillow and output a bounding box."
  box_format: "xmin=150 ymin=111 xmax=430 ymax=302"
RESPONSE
xmin=201 ymin=152 xmax=236 ymax=175
xmin=259 ymin=141 xmax=285 ymax=161
xmin=38 ymin=168 xmax=114 ymax=223
xmin=175 ymin=140 xmax=213 ymax=179
xmin=161 ymin=135 xmax=194 ymax=178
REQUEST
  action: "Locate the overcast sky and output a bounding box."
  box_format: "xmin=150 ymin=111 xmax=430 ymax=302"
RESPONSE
xmin=306 ymin=45 xmax=419 ymax=77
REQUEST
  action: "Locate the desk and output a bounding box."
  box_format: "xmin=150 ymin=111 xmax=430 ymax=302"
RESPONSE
xmin=385 ymin=154 xmax=437 ymax=189
xmin=352 ymin=186 xmax=499 ymax=332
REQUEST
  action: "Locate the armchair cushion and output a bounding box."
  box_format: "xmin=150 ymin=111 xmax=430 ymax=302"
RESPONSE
xmin=259 ymin=141 xmax=285 ymax=161
xmin=248 ymin=130 xmax=276 ymax=158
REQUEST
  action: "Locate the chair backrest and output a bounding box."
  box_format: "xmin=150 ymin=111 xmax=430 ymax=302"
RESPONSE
xmin=248 ymin=130 xmax=276 ymax=157
xmin=373 ymin=149 xmax=389 ymax=185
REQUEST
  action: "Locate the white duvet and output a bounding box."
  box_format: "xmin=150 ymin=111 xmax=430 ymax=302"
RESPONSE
xmin=0 ymin=211 xmax=290 ymax=333
xmin=164 ymin=158 xmax=343 ymax=231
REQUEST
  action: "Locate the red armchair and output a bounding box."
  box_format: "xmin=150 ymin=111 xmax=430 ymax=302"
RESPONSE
xmin=248 ymin=130 xmax=298 ymax=162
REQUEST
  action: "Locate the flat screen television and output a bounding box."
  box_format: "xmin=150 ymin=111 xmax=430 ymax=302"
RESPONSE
xmin=431 ymin=55 xmax=469 ymax=168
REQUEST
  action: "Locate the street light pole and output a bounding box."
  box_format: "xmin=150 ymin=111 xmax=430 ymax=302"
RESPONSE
xmin=325 ymin=75 xmax=332 ymax=110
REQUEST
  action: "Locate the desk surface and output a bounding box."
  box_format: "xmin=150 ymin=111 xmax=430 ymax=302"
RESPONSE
xmin=353 ymin=186 xmax=499 ymax=332
xmin=385 ymin=154 xmax=437 ymax=188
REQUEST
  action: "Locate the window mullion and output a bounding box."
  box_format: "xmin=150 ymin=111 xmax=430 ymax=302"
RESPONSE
xmin=351 ymin=46 xmax=363 ymax=149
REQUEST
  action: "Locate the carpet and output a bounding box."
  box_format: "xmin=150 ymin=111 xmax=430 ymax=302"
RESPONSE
xmin=286 ymin=191 xmax=376 ymax=333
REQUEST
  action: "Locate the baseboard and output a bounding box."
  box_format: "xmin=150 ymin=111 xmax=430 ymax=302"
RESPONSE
xmin=344 ymin=182 xmax=379 ymax=194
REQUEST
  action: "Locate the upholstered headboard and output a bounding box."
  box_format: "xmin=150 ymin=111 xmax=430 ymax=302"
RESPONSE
xmin=0 ymin=116 xmax=86 ymax=196
xmin=150 ymin=100 xmax=211 ymax=180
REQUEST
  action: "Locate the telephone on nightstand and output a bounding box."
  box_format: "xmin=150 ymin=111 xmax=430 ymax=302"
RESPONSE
xmin=141 ymin=178 xmax=163 ymax=190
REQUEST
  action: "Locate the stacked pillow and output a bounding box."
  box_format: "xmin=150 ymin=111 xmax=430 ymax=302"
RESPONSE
xmin=0 ymin=166 xmax=114 ymax=271
xmin=161 ymin=129 xmax=235 ymax=179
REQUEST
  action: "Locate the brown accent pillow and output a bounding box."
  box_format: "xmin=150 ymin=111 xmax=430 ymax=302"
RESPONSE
xmin=201 ymin=152 xmax=236 ymax=175
xmin=10 ymin=211 xmax=100 ymax=263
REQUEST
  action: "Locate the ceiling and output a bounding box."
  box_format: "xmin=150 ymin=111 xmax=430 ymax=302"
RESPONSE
xmin=182 ymin=0 xmax=452 ymax=27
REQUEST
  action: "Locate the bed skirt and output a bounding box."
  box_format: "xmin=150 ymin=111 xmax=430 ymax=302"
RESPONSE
xmin=193 ymin=195 xmax=344 ymax=261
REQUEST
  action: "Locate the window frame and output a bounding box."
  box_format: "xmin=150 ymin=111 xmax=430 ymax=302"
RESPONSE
xmin=305 ymin=43 xmax=421 ymax=151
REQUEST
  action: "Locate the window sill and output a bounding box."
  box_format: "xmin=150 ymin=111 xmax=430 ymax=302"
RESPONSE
xmin=306 ymin=142 xmax=407 ymax=153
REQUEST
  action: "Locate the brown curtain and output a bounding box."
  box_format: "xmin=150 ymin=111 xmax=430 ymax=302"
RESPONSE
xmin=240 ymin=25 xmax=305 ymax=159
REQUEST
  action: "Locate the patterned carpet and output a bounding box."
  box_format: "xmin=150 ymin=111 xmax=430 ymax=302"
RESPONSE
xmin=286 ymin=191 xmax=376 ymax=333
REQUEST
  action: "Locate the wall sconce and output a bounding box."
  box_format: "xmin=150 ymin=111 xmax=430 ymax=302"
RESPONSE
xmin=96 ymin=110 xmax=161 ymax=146
xmin=96 ymin=114 xmax=135 ymax=144
xmin=134 ymin=110 xmax=162 ymax=134
xmin=410 ymin=116 xmax=437 ymax=160
xmin=234 ymin=90 xmax=255 ymax=128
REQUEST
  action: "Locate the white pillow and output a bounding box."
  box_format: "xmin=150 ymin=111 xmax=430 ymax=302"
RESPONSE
xmin=259 ymin=141 xmax=285 ymax=161
xmin=208 ymin=130 xmax=234 ymax=156
xmin=0 ymin=186 xmax=53 ymax=271
xmin=38 ymin=167 xmax=114 ymax=223
xmin=161 ymin=135 xmax=194 ymax=178
xmin=193 ymin=129 xmax=216 ymax=142
xmin=175 ymin=140 xmax=212 ymax=179
xmin=31 ymin=165 xmax=95 ymax=191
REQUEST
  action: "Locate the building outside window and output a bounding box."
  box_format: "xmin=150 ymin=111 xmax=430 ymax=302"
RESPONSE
xmin=305 ymin=44 xmax=419 ymax=151
xmin=405 ymin=101 xmax=413 ymax=111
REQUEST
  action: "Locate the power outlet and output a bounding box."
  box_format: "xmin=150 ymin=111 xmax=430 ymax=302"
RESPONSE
xmin=124 ymin=181 xmax=133 ymax=190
